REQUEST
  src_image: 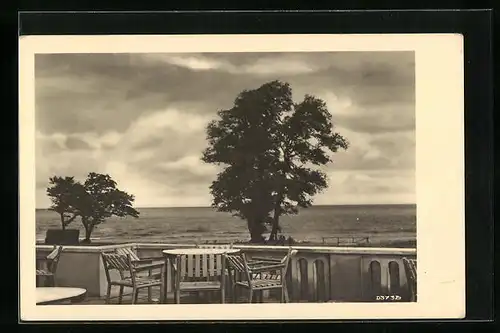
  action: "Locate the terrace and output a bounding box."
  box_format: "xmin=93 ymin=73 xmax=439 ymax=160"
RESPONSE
xmin=35 ymin=242 xmax=417 ymax=304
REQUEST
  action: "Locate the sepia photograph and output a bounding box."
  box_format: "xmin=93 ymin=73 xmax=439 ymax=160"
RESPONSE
xmin=19 ymin=34 xmax=465 ymax=321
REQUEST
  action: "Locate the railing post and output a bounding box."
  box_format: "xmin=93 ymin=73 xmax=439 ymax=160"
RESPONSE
xmin=290 ymin=256 xmax=299 ymax=302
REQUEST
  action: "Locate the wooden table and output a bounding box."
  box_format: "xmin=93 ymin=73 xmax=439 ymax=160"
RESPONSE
xmin=36 ymin=287 xmax=87 ymax=305
xmin=162 ymin=248 xmax=240 ymax=304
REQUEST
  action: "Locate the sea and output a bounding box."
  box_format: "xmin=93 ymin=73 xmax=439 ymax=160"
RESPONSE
xmin=35 ymin=204 xmax=416 ymax=247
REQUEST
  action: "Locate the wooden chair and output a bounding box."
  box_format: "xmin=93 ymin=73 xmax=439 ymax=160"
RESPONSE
xmin=402 ymin=257 xmax=417 ymax=301
xmin=226 ymin=247 xmax=297 ymax=303
xmin=167 ymin=252 xmax=227 ymax=304
xmin=101 ymin=252 xmax=165 ymax=304
xmin=114 ymin=246 xmax=165 ymax=300
xmin=36 ymin=245 xmax=63 ymax=287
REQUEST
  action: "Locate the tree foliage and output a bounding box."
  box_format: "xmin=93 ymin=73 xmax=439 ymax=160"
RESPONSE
xmin=45 ymin=172 xmax=139 ymax=242
xmin=46 ymin=176 xmax=80 ymax=230
xmin=202 ymin=80 xmax=349 ymax=243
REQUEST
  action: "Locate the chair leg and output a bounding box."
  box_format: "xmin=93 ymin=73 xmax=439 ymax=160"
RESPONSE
xmin=148 ymin=269 xmax=152 ymax=302
xmin=118 ymin=286 xmax=124 ymax=304
xmin=232 ymin=284 xmax=238 ymax=303
xmin=248 ymin=289 xmax=253 ymax=303
xmin=174 ymin=288 xmax=180 ymax=304
xmin=283 ymin=284 xmax=290 ymax=303
xmin=132 ymin=287 xmax=139 ymax=304
xmin=105 ymin=284 xmax=112 ymax=304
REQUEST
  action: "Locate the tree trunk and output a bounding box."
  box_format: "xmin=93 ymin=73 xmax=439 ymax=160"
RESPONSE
xmin=84 ymin=225 xmax=93 ymax=242
xmin=82 ymin=218 xmax=94 ymax=243
xmin=247 ymin=218 xmax=265 ymax=244
xmin=269 ymin=190 xmax=284 ymax=241
xmin=269 ymin=220 xmax=280 ymax=241
xmin=60 ymin=213 xmax=66 ymax=231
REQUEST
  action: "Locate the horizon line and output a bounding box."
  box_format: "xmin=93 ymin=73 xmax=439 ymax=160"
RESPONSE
xmin=36 ymin=203 xmax=417 ymax=210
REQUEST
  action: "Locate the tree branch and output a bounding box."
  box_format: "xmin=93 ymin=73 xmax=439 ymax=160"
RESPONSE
xmin=63 ymin=213 xmax=79 ymax=226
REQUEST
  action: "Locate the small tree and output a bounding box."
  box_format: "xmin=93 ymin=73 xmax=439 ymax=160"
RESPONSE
xmin=45 ymin=172 xmax=139 ymax=243
xmin=202 ymin=80 xmax=349 ymax=243
xmin=75 ymin=172 xmax=140 ymax=243
xmin=46 ymin=176 xmax=80 ymax=230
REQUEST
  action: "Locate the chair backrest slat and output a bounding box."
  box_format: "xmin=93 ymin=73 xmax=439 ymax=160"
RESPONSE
xmin=226 ymin=255 xmax=246 ymax=273
xmin=215 ymin=254 xmax=222 ymax=276
xmin=226 ymin=253 xmax=252 ymax=282
xmin=180 ymin=255 xmax=187 ymax=276
xmin=195 ymin=254 xmax=202 ymax=278
xmin=115 ymin=247 xmax=141 ymax=262
xmin=208 ymin=253 xmax=216 ymax=276
xmin=46 ymin=246 xmax=62 ymax=260
xmin=102 ymin=253 xmax=131 ymax=272
xmin=187 ymin=254 xmax=195 ymax=277
xmin=176 ymin=254 xmax=223 ymax=280
xmin=202 ymin=254 xmax=208 ymax=277
xmin=403 ymin=258 xmax=417 ymax=280
xmin=46 ymin=245 xmax=63 ymax=273
xmin=402 ymin=257 xmax=417 ymax=301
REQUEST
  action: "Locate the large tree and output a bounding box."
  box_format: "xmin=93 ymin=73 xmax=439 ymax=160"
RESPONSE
xmin=45 ymin=172 xmax=139 ymax=243
xmin=202 ymin=80 xmax=349 ymax=243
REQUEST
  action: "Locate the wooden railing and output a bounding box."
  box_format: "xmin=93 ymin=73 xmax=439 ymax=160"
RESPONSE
xmin=321 ymin=236 xmax=370 ymax=246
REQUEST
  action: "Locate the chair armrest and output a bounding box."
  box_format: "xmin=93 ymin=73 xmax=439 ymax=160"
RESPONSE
xmin=36 ymin=258 xmax=51 ymax=264
xmin=250 ymin=263 xmax=286 ymax=274
xmin=134 ymin=262 xmax=165 ymax=272
xmin=251 ymin=256 xmax=282 ymax=262
xmin=132 ymin=258 xmax=154 ymax=264
xmin=36 ymin=258 xmax=53 ymax=268
xmin=247 ymin=260 xmax=267 ymax=265
xmin=141 ymin=256 xmax=165 ymax=261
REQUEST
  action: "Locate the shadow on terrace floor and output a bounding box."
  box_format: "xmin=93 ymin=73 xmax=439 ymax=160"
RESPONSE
xmin=76 ymin=289 xmax=293 ymax=305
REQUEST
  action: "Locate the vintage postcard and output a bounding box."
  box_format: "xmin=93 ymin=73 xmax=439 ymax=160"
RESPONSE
xmin=19 ymin=34 xmax=465 ymax=321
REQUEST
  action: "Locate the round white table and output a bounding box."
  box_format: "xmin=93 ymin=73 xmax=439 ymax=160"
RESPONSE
xmin=162 ymin=248 xmax=240 ymax=304
xmin=36 ymin=287 xmax=87 ymax=305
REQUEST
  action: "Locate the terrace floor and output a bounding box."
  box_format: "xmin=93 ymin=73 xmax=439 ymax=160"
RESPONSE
xmin=69 ymin=289 xmax=293 ymax=305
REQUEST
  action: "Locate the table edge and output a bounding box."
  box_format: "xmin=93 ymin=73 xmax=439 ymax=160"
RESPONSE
xmin=36 ymin=288 xmax=87 ymax=305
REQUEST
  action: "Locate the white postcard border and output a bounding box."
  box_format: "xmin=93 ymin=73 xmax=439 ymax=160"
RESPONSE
xmin=19 ymin=33 xmax=465 ymax=321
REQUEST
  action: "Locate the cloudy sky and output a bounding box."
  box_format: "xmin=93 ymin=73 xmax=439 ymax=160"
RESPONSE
xmin=35 ymin=51 xmax=415 ymax=208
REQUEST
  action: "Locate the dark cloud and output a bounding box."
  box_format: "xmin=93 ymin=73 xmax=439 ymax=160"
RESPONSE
xmin=334 ymin=105 xmax=415 ymax=134
xmin=36 ymin=136 xmax=63 ymax=155
xmin=36 ymin=53 xmax=260 ymax=135
xmin=330 ymin=131 xmax=415 ymax=172
xmin=146 ymin=165 xmax=215 ymax=192
xmin=64 ymin=136 xmax=93 ymax=150
xmin=35 ymin=52 xmax=414 ymax=135
xmin=130 ymin=136 xmax=164 ymax=151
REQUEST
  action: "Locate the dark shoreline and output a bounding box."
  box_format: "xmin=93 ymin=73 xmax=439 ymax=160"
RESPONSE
xmin=36 ymin=238 xmax=416 ymax=248
xmin=36 ymin=203 xmax=417 ymax=211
